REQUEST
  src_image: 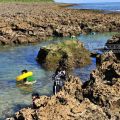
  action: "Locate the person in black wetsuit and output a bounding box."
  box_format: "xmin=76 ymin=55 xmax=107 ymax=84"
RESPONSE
xmin=52 ymin=67 xmax=67 ymax=95
xmin=52 ymin=52 xmax=68 ymax=95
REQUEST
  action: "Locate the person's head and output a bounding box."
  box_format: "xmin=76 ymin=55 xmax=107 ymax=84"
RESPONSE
xmin=21 ymin=69 xmax=28 ymax=74
xmin=32 ymin=92 xmax=39 ymax=99
xmin=62 ymin=53 xmax=68 ymax=59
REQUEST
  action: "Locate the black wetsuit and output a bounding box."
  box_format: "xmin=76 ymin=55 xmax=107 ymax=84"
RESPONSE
xmin=53 ymin=70 xmax=66 ymax=95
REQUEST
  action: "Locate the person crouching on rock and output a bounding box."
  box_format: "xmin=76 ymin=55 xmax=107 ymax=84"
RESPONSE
xmin=53 ymin=75 xmax=62 ymax=95
xmin=52 ymin=67 xmax=67 ymax=95
xmin=32 ymin=92 xmax=40 ymax=109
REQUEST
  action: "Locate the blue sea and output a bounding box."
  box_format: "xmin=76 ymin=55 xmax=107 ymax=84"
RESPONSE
xmin=70 ymin=2 xmax=120 ymax=12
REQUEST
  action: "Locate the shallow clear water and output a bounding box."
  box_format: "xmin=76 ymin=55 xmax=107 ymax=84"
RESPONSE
xmin=0 ymin=32 xmax=117 ymax=119
xmin=70 ymin=2 xmax=120 ymax=12
xmin=74 ymin=32 xmax=117 ymax=81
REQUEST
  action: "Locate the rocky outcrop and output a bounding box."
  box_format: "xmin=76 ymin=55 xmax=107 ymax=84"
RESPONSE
xmin=7 ymin=64 xmax=120 ymax=120
xmin=7 ymin=76 xmax=109 ymax=120
xmin=0 ymin=3 xmax=120 ymax=46
xmin=83 ymin=35 xmax=120 ymax=119
xmin=92 ymin=34 xmax=120 ymax=83
xmin=8 ymin=71 xmax=120 ymax=120
xmin=36 ymin=39 xmax=91 ymax=70
xmin=83 ymin=79 xmax=120 ymax=119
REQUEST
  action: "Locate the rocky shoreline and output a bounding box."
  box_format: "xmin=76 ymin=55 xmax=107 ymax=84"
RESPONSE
xmin=6 ymin=35 xmax=120 ymax=119
xmin=0 ymin=3 xmax=120 ymax=46
xmin=1 ymin=2 xmax=119 ymax=120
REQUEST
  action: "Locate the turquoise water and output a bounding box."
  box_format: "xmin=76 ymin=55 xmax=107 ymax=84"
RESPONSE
xmin=73 ymin=32 xmax=117 ymax=81
xmin=0 ymin=32 xmax=117 ymax=119
xmin=70 ymin=2 xmax=120 ymax=12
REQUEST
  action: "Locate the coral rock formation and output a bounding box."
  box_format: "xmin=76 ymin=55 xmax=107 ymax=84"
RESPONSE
xmin=36 ymin=39 xmax=91 ymax=70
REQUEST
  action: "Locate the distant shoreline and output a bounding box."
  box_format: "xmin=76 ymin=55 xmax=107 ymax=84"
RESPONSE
xmin=69 ymin=2 xmax=120 ymax=13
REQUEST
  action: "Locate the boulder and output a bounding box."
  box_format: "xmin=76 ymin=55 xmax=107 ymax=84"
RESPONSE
xmin=36 ymin=39 xmax=91 ymax=70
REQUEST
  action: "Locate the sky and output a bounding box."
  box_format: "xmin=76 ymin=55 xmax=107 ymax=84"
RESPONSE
xmin=55 ymin=0 xmax=120 ymax=3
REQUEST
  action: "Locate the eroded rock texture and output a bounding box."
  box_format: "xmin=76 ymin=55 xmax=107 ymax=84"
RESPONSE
xmin=0 ymin=3 xmax=120 ymax=46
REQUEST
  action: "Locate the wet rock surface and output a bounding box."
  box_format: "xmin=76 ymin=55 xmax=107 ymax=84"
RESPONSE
xmin=106 ymin=34 xmax=120 ymax=48
xmin=8 ymin=71 xmax=120 ymax=120
xmin=83 ymin=34 xmax=120 ymax=119
xmin=83 ymin=57 xmax=120 ymax=119
xmin=0 ymin=3 xmax=120 ymax=46
xmin=105 ymin=34 xmax=120 ymax=59
xmin=36 ymin=39 xmax=91 ymax=70
xmin=7 ymin=76 xmax=109 ymax=120
xmin=7 ymin=74 xmax=120 ymax=120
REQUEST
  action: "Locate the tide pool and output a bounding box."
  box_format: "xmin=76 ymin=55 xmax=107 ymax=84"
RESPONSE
xmin=0 ymin=32 xmax=117 ymax=119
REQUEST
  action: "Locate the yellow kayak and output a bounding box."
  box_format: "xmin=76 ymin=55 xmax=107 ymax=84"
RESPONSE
xmin=16 ymin=71 xmax=33 ymax=81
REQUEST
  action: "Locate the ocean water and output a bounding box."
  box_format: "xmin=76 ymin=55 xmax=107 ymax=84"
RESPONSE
xmin=0 ymin=32 xmax=117 ymax=119
xmin=73 ymin=32 xmax=117 ymax=80
xmin=70 ymin=2 xmax=120 ymax=12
